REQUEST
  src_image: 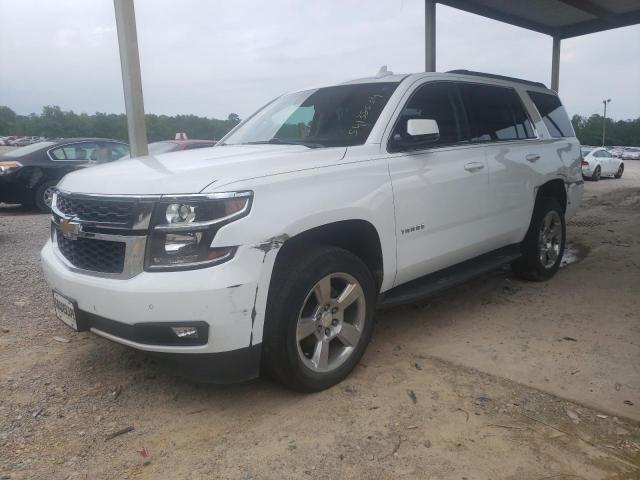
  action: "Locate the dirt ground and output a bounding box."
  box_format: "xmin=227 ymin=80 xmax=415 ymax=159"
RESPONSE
xmin=1 ymin=160 xmax=639 ymax=480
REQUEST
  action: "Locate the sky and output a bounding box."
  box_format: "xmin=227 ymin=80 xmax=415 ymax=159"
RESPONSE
xmin=1 ymin=0 xmax=639 ymax=121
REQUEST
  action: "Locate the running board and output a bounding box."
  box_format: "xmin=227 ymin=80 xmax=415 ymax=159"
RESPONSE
xmin=377 ymin=244 xmax=522 ymax=309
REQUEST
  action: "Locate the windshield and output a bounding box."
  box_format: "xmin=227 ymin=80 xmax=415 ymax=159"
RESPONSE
xmin=221 ymin=83 xmax=399 ymax=148
xmin=4 ymin=141 xmax=55 ymax=157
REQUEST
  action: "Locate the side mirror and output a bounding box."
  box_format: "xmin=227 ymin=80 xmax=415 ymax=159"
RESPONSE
xmin=407 ymin=119 xmax=439 ymax=139
xmin=392 ymin=118 xmax=440 ymax=150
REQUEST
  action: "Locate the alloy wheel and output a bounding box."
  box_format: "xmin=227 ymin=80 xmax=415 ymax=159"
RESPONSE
xmin=43 ymin=186 xmax=56 ymax=208
xmin=296 ymin=272 xmax=366 ymax=373
xmin=538 ymin=210 xmax=562 ymax=268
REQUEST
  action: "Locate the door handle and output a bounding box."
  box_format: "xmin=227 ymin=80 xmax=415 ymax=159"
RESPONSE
xmin=464 ymin=162 xmax=485 ymax=172
xmin=526 ymin=154 xmax=540 ymax=162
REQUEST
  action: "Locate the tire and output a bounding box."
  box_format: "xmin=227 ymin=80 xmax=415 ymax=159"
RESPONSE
xmin=591 ymin=166 xmax=601 ymax=181
xmin=614 ymin=163 xmax=624 ymax=179
xmin=34 ymin=180 xmax=58 ymax=212
xmin=512 ymin=197 xmax=565 ymax=281
xmin=262 ymin=245 xmax=376 ymax=392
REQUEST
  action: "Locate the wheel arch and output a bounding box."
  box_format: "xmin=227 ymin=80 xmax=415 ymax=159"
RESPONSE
xmin=536 ymin=178 xmax=567 ymax=213
xmin=275 ymin=220 xmax=384 ymax=291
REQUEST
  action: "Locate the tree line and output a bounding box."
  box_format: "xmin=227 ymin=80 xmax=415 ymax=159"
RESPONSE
xmin=0 ymin=106 xmax=241 ymax=143
xmin=571 ymin=114 xmax=639 ymax=147
xmin=0 ymin=105 xmax=638 ymax=147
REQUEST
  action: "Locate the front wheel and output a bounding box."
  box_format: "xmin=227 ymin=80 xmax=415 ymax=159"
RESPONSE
xmin=262 ymin=245 xmax=376 ymax=392
xmin=614 ymin=163 xmax=624 ymax=179
xmin=513 ymin=197 xmax=566 ymax=281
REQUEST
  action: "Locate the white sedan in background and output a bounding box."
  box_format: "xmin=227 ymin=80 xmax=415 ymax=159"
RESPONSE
xmin=622 ymin=147 xmax=640 ymax=161
xmin=581 ymin=146 xmax=624 ymax=181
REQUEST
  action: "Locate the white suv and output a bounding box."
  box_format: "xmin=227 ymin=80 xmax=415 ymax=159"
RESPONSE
xmin=41 ymin=70 xmax=583 ymax=391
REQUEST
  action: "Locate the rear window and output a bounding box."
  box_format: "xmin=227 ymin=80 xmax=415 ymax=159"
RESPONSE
xmin=527 ymin=91 xmax=574 ymax=138
xmin=581 ymin=147 xmax=594 ymax=156
xmin=458 ymin=84 xmax=535 ymax=142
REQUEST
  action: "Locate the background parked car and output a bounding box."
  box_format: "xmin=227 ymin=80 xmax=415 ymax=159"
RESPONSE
xmin=148 ymin=139 xmax=217 ymax=154
xmin=119 ymin=139 xmax=217 ymax=160
xmin=12 ymin=136 xmax=42 ymax=147
xmin=621 ymin=147 xmax=640 ymax=160
xmin=581 ymin=146 xmax=624 ymax=181
xmin=0 ymin=138 xmax=129 ymax=211
xmin=610 ymin=147 xmax=624 ymax=158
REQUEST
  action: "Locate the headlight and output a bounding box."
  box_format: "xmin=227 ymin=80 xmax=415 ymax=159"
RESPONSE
xmin=0 ymin=161 xmax=23 ymax=175
xmin=146 ymin=191 xmax=252 ymax=271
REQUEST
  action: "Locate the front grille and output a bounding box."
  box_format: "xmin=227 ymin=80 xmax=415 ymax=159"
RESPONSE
xmin=56 ymin=229 xmax=126 ymax=274
xmin=56 ymin=194 xmax=134 ymax=225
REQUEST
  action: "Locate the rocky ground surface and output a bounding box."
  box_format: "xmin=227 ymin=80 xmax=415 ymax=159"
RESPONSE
xmin=1 ymin=161 xmax=639 ymax=480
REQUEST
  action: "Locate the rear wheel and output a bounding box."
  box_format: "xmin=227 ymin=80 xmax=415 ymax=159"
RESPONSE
xmin=513 ymin=197 xmax=565 ymax=281
xmin=34 ymin=180 xmax=58 ymax=212
xmin=614 ymin=163 xmax=624 ymax=179
xmin=262 ymin=245 xmax=376 ymax=392
xmin=591 ymin=166 xmax=601 ymax=181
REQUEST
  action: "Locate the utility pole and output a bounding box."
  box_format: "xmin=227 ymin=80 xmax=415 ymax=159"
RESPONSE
xmin=602 ymin=98 xmax=611 ymax=146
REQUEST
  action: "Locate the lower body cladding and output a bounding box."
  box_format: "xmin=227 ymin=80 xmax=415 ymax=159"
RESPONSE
xmin=41 ymin=240 xmax=279 ymax=383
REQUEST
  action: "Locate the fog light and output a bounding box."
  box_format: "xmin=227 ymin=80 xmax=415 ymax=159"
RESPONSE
xmin=171 ymin=326 xmax=199 ymax=339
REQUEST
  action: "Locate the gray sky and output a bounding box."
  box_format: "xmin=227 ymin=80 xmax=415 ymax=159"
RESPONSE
xmin=1 ymin=0 xmax=639 ymax=120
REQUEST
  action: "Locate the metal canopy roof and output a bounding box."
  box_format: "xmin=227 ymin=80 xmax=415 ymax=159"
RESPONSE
xmin=437 ymin=0 xmax=640 ymax=38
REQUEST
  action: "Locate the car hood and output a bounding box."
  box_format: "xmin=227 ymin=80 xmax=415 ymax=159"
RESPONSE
xmin=57 ymin=145 xmax=347 ymax=195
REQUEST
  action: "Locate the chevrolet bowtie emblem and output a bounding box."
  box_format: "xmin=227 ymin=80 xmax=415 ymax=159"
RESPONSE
xmin=59 ymin=218 xmax=82 ymax=240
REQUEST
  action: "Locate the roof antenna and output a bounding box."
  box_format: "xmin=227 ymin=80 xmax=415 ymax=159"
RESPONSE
xmin=376 ymin=65 xmax=393 ymax=78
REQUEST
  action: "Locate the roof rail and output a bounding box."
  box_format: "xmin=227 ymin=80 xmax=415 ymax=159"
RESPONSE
xmin=447 ymin=69 xmax=547 ymax=89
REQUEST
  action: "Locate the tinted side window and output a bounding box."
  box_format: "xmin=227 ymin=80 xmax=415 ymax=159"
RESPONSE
xmin=459 ymin=84 xmax=535 ymax=142
xmin=527 ymin=91 xmax=575 ymax=138
xmin=50 ymin=143 xmax=98 ymax=161
xmin=392 ymin=82 xmax=468 ymax=147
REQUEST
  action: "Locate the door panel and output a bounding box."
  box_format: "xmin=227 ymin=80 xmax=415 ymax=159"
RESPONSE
xmin=385 ymin=80 xmax=495 ymax=286
xmin=484 ymin=142 xmax=538 ymax=243
xmin=389 ymin=145 xmax=491 ymax=286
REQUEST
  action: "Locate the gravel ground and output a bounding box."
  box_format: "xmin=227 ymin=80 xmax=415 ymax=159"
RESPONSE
xmin=1 ymin=161 xmax=639 ymax=479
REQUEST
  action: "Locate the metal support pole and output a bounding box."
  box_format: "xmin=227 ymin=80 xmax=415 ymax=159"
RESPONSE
xmin=602 ymin=99 xmax=611 ymax=146
xmin=425 ymin=0 xmax=436 ymax=72
xmin=551 ymin=36 xmax=560 ymax=92
xmin=114 ymin=0 xmax=148 ymax=157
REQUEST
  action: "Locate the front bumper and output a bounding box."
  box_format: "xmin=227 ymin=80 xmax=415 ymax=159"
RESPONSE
xmin=41 ymin=240 xmax=269 ymax=380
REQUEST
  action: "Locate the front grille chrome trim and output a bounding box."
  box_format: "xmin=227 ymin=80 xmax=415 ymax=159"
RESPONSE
xmin=52 ymin=190 xmax=158 ymax=230
xmin=52 ymin=224 xmax=147 ymax=280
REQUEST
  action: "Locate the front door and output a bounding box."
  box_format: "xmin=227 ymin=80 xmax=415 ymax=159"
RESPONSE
xmin=386 ymin=81 xmax=491 ymax=286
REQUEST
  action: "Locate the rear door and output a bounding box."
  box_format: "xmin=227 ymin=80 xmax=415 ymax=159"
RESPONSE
xmin=386 ymin=81 xmax=492 ymax=286
xmin=457 ymin=83 xmax=539 ymax=245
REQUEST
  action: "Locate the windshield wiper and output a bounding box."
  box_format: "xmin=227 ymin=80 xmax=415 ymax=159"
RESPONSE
xmin=244 ymin=138 xmax=325 ymax=148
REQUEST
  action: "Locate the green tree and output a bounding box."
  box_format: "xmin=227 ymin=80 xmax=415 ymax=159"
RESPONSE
xmin=0 ymin=105 xmax=242 ymax=143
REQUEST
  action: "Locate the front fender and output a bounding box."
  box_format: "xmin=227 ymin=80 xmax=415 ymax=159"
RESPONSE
xmin=205 ymin=158 xmax=397 ymax=346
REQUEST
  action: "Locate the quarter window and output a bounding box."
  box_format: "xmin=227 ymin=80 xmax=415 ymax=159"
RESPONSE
xmin=527 ymin=91 xmax=575 ymax=138
xmin=458 ymin=84 xmax=535 ymax=142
